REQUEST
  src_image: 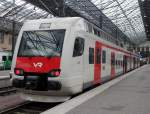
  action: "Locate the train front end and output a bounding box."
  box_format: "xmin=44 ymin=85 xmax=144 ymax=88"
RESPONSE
xmin=11 ymin=20 xmax=70 ymax=102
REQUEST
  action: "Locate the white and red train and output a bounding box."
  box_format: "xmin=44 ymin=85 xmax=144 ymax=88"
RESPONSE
xmin=10 ymin=17 xmax=140 ymax=102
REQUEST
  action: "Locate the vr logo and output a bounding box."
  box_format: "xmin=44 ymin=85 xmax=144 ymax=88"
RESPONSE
xmin=33 ymin=62 xmax=43 ymax=68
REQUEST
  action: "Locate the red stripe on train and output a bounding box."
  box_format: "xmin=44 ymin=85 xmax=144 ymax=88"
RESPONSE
xmin=94 ymin=41 xmax=101 ymax=84
xmin=16 ymin=57 xmax=61 ymax=73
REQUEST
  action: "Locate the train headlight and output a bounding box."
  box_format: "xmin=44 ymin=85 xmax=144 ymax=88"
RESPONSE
xmin=14 ymin=68 xmax=24 ymax=76
xmin=48 ymin=69 xmax=61 ymax=77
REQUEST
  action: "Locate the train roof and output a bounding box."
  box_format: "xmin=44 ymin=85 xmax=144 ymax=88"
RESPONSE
xmin=20 ymin=17 xmax=84 ymax=31
xmin=24 ymin=17 xmax=82 ymax=22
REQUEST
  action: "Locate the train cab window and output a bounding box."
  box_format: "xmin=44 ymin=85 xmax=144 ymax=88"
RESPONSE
xmin=18 ymin=30 xmax=65 ymax=57
xmin=102 ymin=50 xmax=106 ymax=64
xmin=2 ymin=56 xmax=6 ymax=61
xmin=73 ymin=38 xmax=84 ymax=57
xmin=96 ymin=49 xmax=101 ymax=64
xmin=89 ymin=48 xmax=94 ymax=64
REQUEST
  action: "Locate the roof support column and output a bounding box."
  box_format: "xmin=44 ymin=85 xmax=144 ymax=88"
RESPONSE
xmin=12 ymin=0 xmax=15 ymax=55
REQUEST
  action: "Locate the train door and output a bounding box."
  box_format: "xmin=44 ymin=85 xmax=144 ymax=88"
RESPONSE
xmin=123 ymin=55 xmax=127 ymax=73
xmin=111 ymin=52 xmax=115 ymax=79
xmin=83 ymin=39 xmax=95 ymax=87
xmin=94 ymin=41 xmax=101 ymax=84
xmin=72 ymin=37 xmax=85 ymax=82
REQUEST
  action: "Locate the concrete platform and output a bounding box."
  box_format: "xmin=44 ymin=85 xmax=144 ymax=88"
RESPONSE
xmin=42 ymin=65 xmax=150 ymax=114
xmin=0 ymin=71 xmax=11 ymax=88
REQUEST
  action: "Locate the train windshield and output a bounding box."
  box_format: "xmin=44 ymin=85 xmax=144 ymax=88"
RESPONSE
xmin=18 ymin=29 xmax=65 ymax=57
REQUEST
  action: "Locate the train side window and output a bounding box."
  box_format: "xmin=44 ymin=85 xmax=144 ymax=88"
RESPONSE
xmin=89 ymin=48 xmax=94 ymax=64
xmin=2 ymin=56 xmax=6 ymax=61
xmin=102 ymin=50 xmax=106 ymax=63
xmin=73 ymin=38 xmax=84 ymax=57
xmin=96 ymin=49 xmax=101 ymax=64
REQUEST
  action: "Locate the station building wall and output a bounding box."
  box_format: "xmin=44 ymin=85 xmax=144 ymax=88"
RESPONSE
xmin=0 ymin=31 xmax=12 ymax=51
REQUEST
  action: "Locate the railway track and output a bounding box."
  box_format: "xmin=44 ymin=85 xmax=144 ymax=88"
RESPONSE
xmin=0 ymin=81 xmax=106 ymax=114
xmin=0 ymin=101 xmax=60 ymax=114
xmin=0 ymin=86 xmax=17 ymax=96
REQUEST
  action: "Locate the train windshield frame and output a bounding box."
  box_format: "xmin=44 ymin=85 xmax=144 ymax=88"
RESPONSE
xmin=18 ymin=29 xmax=66 ymax=57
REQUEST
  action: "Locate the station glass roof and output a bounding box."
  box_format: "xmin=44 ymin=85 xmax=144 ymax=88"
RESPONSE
xmin=92 ymin=0 xmax=146 ymax=44
xmin=0 ymin=0 xmax=147 ymax=44
xmin=0 ymin=0 xmax=50 ymax=22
